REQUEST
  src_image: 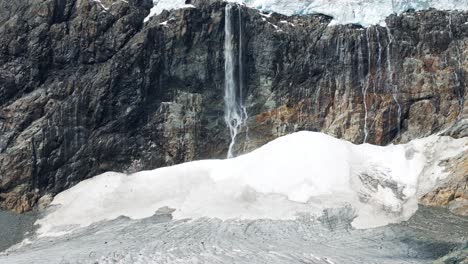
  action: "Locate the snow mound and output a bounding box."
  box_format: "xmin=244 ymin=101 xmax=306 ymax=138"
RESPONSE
xmin=36 ymin=132 xmax=466 ymax=237
xmin=144 ymin=0 xmax=468 ymax=26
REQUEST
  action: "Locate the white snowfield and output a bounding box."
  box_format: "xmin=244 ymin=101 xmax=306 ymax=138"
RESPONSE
xmin=144 ymin=0 xmax=468 ymax=26
xmin=36 ymin=131 xmax=467 ymax=237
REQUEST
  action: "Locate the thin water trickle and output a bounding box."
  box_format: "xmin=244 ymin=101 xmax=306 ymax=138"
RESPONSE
xmin=358 ymin=33 xmax=369 ymax=143
xmin=363 ymin=29 xmax=372 ymax=143
xmin=376 ymin=27 xmax=382 ymax=94
xmin=386 ymin=26 xmax=402 ymax=138
xmin=448 ymin=13 xmax=465 ymax=117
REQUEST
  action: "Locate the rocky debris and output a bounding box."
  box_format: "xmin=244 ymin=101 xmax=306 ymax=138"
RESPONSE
xmin=434 ymin=248 xmax=468 ymax=264
xmin=0 ymin=209 xmax=38 ymax=252
xmin=420 ymin=150 xmax=468 ymax=216
xmin=0 ymin=185 xmax=39 ymax=213
xmin=443 ymin=118 xmax=468 ymax=138
xmin=0 ymin=0 xmax=467 ymax=212
xmin=36 ymin=193 xmax=53 ymax=211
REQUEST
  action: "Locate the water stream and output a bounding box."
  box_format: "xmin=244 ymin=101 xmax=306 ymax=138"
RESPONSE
xmin=359 ymin=31 xmax=369 ymax=143
xmin=225 ymin=4 xmax=248 ymax=158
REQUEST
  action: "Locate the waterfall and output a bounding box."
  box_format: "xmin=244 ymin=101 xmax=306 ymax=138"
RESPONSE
xmin=385 ymin=27 xmax=402 ymax=138
xmin=224 ymin=4 xmax=247 ymax=158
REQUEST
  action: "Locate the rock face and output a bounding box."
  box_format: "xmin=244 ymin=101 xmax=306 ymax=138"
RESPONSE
xmin=0 ymin=0 xmax=467 ymax=213
xmin=420 ymin=149 xmax=468 ymax=216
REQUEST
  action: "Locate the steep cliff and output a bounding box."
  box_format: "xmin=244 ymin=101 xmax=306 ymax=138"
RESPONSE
xmin=0 ymin=0 xmax=467 ymax=213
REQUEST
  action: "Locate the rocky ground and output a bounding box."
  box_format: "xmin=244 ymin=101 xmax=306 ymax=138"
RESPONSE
xmin=420 ymin=148 xmax=468 ymax=216
xmin=0 ymin=0 xmax=467 ymax=214
xmin=0 ymin=210 xmax=37 ymax=252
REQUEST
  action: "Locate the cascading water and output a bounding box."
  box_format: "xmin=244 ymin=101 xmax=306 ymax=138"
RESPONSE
xmin=224 ymin=4 xmax=248 ymax=158
xmin=385 ymin=27 xmax=402 ymax=138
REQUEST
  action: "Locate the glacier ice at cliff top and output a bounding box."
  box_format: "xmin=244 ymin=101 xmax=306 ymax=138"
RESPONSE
xmin=36 ymin=132 xmax=466 ymax=237
xmin=145 ymin=0 xmax=468 ymax=26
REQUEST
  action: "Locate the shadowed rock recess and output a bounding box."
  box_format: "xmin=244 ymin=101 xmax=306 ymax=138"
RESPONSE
xmin=0 ymin=0 xmax=467 ymax=213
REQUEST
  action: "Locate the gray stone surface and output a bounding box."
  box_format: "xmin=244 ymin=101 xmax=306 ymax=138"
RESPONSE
xmin=0 ymin=210 xmax=37 ymax=252
xmin=0 ymin=206 xmax=466 ymax=264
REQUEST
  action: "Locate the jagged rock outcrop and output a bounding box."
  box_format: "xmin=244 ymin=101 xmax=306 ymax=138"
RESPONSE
xmin=0 ymin=0 xmax=467 ymax=213
xmin=420 ymin=149 xmax=468 ymax=216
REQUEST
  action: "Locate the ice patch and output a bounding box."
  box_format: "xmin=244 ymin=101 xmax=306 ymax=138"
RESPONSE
xmin=93 ymin=0 xmax=109 ymax=11
xmin=145 ymin=0 xmax=468 ymax=26
xmin=144 ymin=2 xmax=195 ymax=22
xmin=93 ymin=0 xmax=130 ymax=11
xmin=36 ymin=132 xmax=467 ymax=237
xmin=239 ymin=0 xmax=468 ymax=26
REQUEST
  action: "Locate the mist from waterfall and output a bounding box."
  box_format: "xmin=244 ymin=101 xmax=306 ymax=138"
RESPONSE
xmin=224 ymin=4 xmax=248 ymax=158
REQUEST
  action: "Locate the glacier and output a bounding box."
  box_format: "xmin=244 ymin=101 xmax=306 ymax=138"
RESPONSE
xmin=145 ymin=0 xmax=468 ymax=26
xmin=34 ymin=131 xmax=466 ymax=237
xmin=3 ymin=206 xmax=467 ymax=264
xmin=1 ymin=131 xmax=467 ymax=264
